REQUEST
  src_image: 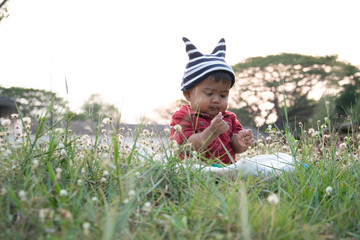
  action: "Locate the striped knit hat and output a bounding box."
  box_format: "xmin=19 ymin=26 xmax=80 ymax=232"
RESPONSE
xmin=181 ymin=37 xmax=235 ymax=91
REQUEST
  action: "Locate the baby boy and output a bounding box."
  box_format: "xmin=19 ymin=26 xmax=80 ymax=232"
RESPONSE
xmin=170 ymin=37 xmax=254 ymax=164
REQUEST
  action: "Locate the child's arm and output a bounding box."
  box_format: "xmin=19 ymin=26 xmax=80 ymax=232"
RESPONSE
xmin=187 ymin=112 xmax=229 ymax=151
xmin=231 ymin=129 xmax=254 ymax=153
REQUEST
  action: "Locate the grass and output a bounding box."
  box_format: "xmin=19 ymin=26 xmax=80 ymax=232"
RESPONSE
xmin=0 ymin=108 xmax=359 ymax=239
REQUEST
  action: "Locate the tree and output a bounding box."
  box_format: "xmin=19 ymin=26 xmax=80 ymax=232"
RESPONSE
xmin=75 ymin=94 xmax=120 ymax=122
xmin=0 ymin=86 xmax=69 ymax=118
xmin=230 ymin=53 xmax=359 ymax=128
xmin=333 ymin=73 xmax=360 ymax=122
xmin=0 ymin=0 xmax=10 ymax=23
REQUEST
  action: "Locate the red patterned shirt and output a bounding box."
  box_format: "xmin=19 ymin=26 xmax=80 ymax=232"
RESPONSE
xmin=170 ymin=105 xmax=243 ymax=164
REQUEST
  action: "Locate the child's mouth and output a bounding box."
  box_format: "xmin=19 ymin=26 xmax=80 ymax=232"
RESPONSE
xmin=209 ymin=107 xmax=219 ymax=113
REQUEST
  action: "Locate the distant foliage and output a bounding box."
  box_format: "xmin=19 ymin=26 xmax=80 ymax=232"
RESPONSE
xmin=333 ymin=73 xmax=360 ymax=121
xmin=74 ymin=94 xmax=120 ymax=123
xmin=0 ymin=0 xmax=10 ymax=23
xmin=0 ymin=86 xmax=68 ymax=118
xmin=230 ymin=53 xmax=360 ymax=128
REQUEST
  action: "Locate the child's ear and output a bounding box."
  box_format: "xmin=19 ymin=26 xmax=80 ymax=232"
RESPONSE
xmin=183 ymin=90 xmax=191 ymax=101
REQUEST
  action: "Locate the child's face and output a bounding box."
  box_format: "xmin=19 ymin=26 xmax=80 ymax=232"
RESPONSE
xmin=183 ymin=76 xmax=231 ymax=117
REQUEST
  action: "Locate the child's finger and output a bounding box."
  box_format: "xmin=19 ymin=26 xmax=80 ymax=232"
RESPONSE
xmin=212 ymin=112 xmax=223 ymax=122
xmin=244 ymin=129 xmax=252 ymax=136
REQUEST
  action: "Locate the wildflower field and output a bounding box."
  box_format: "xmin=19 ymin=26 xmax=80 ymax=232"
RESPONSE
xmin=1 ymin=110 xmax=360 ymax=239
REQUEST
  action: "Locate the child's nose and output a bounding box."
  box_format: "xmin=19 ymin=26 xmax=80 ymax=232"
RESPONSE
xmin=212 ymin=95 xmax=220 ymax=103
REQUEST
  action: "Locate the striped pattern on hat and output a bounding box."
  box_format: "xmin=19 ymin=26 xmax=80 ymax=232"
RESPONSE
xmin=181 ymin=37 xmax=235 ymax=91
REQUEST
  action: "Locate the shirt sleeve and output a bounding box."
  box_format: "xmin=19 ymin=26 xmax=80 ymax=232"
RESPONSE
xmin=169 ymin=109 xmax=195 ymax=145
xmin=230 ymin=112 xmax=243 ymax=135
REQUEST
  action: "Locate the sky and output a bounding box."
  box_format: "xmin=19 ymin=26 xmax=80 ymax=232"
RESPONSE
xmin=1 ymin=0 xmax=360 ymax=124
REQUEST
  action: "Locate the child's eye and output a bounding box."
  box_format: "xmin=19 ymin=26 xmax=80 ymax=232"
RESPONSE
xmin=205 ymin=92 xmax=212 ymax=96
xmin=221 ymin=94 xmax=228 ymax=98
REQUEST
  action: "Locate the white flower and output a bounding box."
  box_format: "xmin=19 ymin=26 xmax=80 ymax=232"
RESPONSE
xmin=339 ymin=143 xmax=347 ymax=151
xmin=123 ymin=198 xmax=129 ymax=204
xmin=325 ymin=186 xmax=333 ymax=195
xmin=59 ymin=189 xmax=68 ymax=197
xmin=22 ymin=117 xmax=31 ymax=125
xmin=102 ymin=118 xmax=111 ymax=125
xmin=174 ymin=124 xmax=182 ymax=131
xmin=91 ymin=196 xmax=98 ymax=202
xmin=11 ymin=113 xmax=19 ymax=119
xmin=103 ymin=170 xmax=109 ymax=176
xmin=171 ymin=140 xmax=179 ymax=150
xmin=163 ymin=128 xmax=170 ymax=134
xmin=32 ymin=159 xmax=39 ymax=169
xmin=82 ymin=222 xmax=91 ymax=235
xmin=56 ymin=168 xmax=62 ymax=180
xmin=39 ymin=209 xmax=48 ymax=223
xmin=1 ymin=187 xmax=7 ymax=195
xmin=77 ymin=179 xmax=83 ymax=185
xmin=82 ymin=222 xmax=90 ymax=230
xmin=60 ymin=149 xmax=67 ymax=157
xmin=1 ymin=119 xmax=11 ymax=128
xmin=81 ymin=168 xmax=86 ymax=174
xmin=100 ymin=177 xmax=107 ymax=183
xmin=143 ymin=202 xmax=152 ymax=211
xmin=267 ymin=125 xmax=272 ymax=130
xmin=267 ymin=193 xmax=279 ymax=205
xmin=129 ymin=190 xmax=136 ymax=197
xmin=281 ymin=145 xmax=289 ymax=151
xmin=54 ymin=128 xmax=64 ymax=134
xmin=18 ymin=190 xmax=27 ymax=199
xmin=39 ymin=208 xmax=54 ymax=223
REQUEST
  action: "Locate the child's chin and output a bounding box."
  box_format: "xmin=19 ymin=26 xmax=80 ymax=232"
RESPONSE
xmin=207 ymin=110 xmax=220 ymax=117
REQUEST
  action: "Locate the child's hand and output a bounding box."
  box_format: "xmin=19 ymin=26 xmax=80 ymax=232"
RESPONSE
xmin=210 ymin=112 xmax=229 ymax=136
xmin=236 ymin=129 xmax=254 ymax=148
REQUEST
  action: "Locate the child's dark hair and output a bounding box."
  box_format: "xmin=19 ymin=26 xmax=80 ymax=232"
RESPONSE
xmin=208 ymin=71 xmax=233 ymax=85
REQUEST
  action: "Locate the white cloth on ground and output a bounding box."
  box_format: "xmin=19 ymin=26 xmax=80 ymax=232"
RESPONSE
xmin=176 ymin=152 xmax=298 ymax=178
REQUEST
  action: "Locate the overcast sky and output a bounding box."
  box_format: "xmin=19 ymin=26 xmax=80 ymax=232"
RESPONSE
xmin=1 ymin=0 xmax=359 ymax=124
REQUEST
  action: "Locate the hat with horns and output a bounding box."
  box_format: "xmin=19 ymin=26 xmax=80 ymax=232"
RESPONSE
xmin=181 ymin=37 xmax=235 ymax=91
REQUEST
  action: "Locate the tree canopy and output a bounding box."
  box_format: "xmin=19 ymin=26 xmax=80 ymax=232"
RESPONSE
xmin=0 ymin=86 xmax=68 ymax=118
xmin=230 ymin=53 xmax=359 ymax=128
xmin=74 ymin=94 xmax=120 ymax=122
xmin=333 ymin=72 xmax=360 ymax=120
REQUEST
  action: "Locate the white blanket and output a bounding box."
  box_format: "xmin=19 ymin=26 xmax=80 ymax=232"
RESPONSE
xmin=176 ymin=152 xmax=301 ymax=178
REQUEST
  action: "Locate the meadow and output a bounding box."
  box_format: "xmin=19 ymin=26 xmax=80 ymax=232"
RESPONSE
xmin=0 ymin=106 xmax=359 ymax=239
